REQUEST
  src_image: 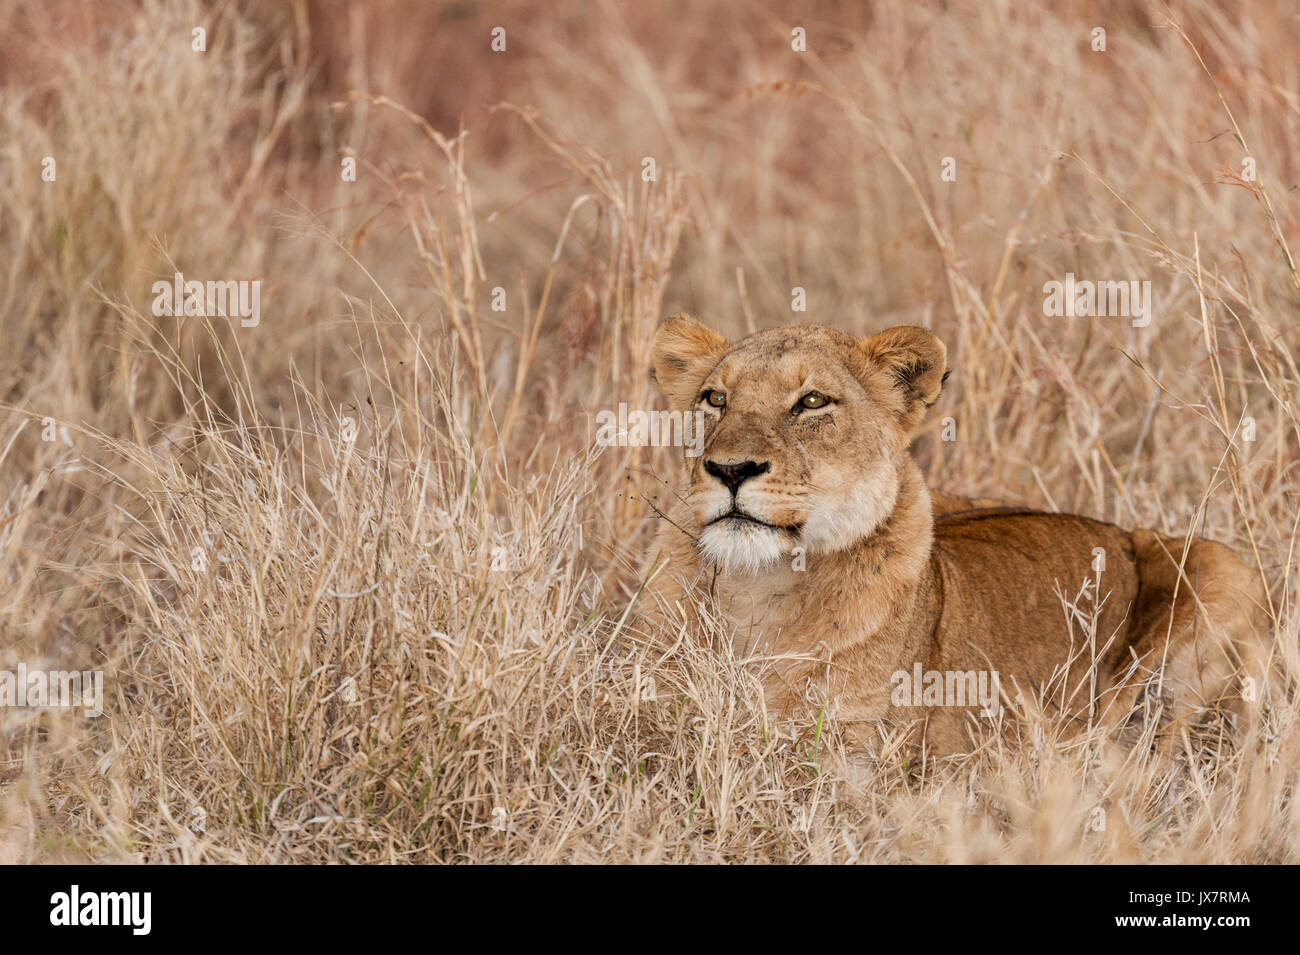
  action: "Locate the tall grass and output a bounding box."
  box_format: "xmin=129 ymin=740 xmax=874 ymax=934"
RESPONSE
xmin=0 ymin=0 xmax=1297 ymax=862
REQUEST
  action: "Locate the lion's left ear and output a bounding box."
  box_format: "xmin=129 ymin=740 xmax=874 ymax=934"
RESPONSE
xmin=859 ymin=325 xmax=948 ymax=431
xmin=652 ymin=314 xmax=729 ymax=410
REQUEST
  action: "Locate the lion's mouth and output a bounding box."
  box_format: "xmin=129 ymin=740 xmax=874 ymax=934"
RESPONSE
xmin=707 ymin=508 xmax=802 ymax=535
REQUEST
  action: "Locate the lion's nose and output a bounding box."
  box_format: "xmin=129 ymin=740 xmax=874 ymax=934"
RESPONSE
xmin=703 ymin=459 xmax=770 ymax=495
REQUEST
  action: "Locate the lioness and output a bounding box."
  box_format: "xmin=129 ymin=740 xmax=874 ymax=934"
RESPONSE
xmin=639 ymin=316 xmax=1270 ymax=754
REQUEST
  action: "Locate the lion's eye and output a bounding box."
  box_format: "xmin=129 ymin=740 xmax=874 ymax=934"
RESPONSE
xmin=797 ymin=392 xmax=830 ymax=410
xmin=702 ymin=390 xmax=726 ymax=409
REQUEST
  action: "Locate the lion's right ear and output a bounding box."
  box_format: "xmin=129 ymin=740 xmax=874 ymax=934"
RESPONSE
xmin=859 ymin=324 xmax=948 ymax=434
xmin=651 ymin=314 xmax=728 ymax=409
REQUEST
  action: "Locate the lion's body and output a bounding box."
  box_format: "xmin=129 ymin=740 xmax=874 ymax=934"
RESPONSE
xmin=641 ymin=317 xmax=1269 ymax=754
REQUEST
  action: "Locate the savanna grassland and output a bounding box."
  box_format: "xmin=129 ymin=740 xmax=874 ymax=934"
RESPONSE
xmin=1 ymin=0 xmax=1298 ymax=863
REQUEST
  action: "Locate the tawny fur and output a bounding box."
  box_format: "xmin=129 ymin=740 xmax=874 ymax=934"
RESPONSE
xmin=640 ymin=316 xmax=1270 ymax=754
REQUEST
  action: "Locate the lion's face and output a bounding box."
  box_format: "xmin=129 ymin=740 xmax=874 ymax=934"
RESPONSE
xmin=651 ymin=318 xmax=947 ymax=575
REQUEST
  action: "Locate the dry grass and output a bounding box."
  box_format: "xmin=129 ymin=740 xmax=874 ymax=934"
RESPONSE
xmin=1 ymin=0 xmax=1298 ymax=863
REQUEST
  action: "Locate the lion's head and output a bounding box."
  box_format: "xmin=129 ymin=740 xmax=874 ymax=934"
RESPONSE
xmin=651 ymin=316 xmax=947 ymax=575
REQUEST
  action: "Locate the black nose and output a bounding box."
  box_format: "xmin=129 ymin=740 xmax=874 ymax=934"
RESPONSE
xmin=703 ymin=459 xmax=770 ymax=495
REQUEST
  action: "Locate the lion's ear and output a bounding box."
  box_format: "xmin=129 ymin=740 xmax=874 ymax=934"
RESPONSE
xmin=652 ymin=314 xmax=728 ymax=409
xmin=859 ymin=325 xmax=948 ymax=432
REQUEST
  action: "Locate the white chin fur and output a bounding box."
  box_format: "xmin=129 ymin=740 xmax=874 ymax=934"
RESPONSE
xmin=699 ymin=521 xmax=786 ymax=575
